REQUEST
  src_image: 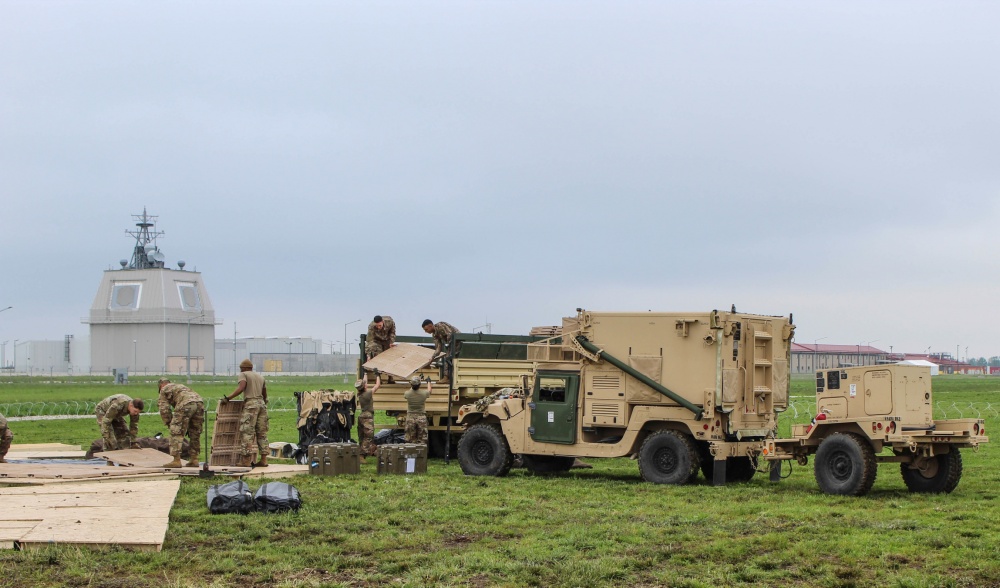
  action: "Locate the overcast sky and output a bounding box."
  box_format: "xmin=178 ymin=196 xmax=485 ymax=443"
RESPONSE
xmin=2 ymin=2 xmax=998 ymax=360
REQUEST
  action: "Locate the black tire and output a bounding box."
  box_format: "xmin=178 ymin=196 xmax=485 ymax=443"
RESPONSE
xmin=814 ymin=433 xmax=878 ymax=496
xmin=901 ymin=450 xmax=963 ymax=493
xmin=638 ymin=430 xmax=700 ymax=485
xmin=457 ymin=423 xmax=513 ymax=477
xmin=521 ymin=454 xmax=575 ymax=475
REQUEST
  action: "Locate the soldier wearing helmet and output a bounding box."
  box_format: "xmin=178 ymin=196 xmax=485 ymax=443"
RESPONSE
xmin=403 ymin=376 xmax=432 ymax=445
xmin=0 ymin=413 xmax=12 ymax=463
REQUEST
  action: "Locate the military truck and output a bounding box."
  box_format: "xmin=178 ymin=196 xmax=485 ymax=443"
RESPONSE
xmin=358 ymin=332 xmax=552 ymax=456
xmin=455 ymin=309 xmax=989 ymax=495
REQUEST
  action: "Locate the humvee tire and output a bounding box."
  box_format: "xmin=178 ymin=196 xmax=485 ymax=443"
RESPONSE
xmin=457 ymin=423 xmax=513 ymax=477
xmin=901 ymin=450 xmax=963 ymax=494
xmin=522 ymin=454 xmax=575 ymax=475
xmin=638 ymin=430 xmax=699 ymax=485
xmin=814 ymin=433 xmax=877 ymax=496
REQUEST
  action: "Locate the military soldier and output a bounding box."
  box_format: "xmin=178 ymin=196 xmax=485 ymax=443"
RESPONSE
xmin=222 ymin=359 xmax=269 ymax=467
xmin=403 ymin=377 xmax=431 ymax=445
xmin=356 ymin=369 xmax=382 ymax=458
xmin=422 ymin=319 xmax=460 ymax=382
xmin=157 ymin=378 xmax=204 ymax=468
xmin=95 ymin=394 xmax=144 ymax=451
xmin=365 ymin=315 xmax=396 ymax=359
xmin=0 ymin=413 xmax=12 ymax=463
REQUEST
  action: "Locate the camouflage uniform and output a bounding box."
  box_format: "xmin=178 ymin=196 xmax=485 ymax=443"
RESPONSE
xmin=430 ymin=321 xmax=460 ymax=355
xmin=365 ymin=315 xmax=396 ymax=358
xmin=357 ymin=384 xmax=376 ymax=457
xmin=95 ymin=394 xmax=140 ymax=451
xmin=403 ymin=385 xmax=430 ymax=445
xmin=158 ymin=383 xmax=204 ymax=462
xmin=0 ymin=414 xmax=12 ymax=463
xmin=236 ymin=370 xmax=269 ymax=460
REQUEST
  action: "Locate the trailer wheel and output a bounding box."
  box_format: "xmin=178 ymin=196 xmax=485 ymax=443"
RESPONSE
xmin=521 ymin=455 xmax=575 ymax=475
xmin=457 ymin=423 xmax=513 ymax=477
xmin=901 ymin=450 xmax=963 ymax=494
xmin=638 ymin=430 xmax=699 ymax=485
xmin=813 ymin=433 xmax=877 ymax=496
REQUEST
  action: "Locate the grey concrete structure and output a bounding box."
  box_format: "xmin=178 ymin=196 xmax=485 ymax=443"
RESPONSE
xmin=83 ymin=210 xmax=219 ymax=376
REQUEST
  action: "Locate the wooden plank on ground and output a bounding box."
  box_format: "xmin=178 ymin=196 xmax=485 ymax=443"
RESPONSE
xmin=0 ymin=480 xmax=180 ymax=551
xmin=8 ymin=443 xmax=82 ymax=452
xmin=6 ymin=450 xmax=87 ymax=459
xmin=236 ymin=464 xmax=309 ymax=479
xmin=94 ymin=448 xmax=177 ymax=468
xmin=362 ymin=343 xmax=436 ymax=379
xmin=0 ymin=472 xmax=179 ymax=487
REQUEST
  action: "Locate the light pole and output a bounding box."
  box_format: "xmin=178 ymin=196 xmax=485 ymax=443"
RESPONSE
xmin=286 ymin=341 xmax=293 ymax=373
xmin=13 ymin=339 xmax=18 ymax=374
xmin=344 ymin=319 xmax=362 ymax=357
xmin=0 ymin=306 xmax=11 ymax=314
xmin=187 ymin=314 xmax=204 ymax=384
xmin=865 ymin=340 xmax=880 ymax=367
xmin=133 ymin=339 xmax=137 ymax=371
xmin=813 ymin=337 xmax=827 ymax=373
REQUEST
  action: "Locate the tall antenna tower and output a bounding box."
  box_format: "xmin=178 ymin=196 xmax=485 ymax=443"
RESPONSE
xmin=125 ymin=207 xmax=166 ymax=269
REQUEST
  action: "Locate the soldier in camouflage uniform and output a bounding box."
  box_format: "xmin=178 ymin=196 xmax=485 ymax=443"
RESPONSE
xmin=422 ymin=319 xmax=460 ymax=382
xmin=0 ymin=413 xmax=12 ymax=463
xmin=365 ymin=315 xmax=396 ymax=359
xmin=222 ymin=359 xmax=269 ymax=467
xmin=403 ymin=377 xmax=431 ymax=445
xmin=355 ymin=370 xmax=382 ymax=457
xmin=94 ymin=394 xmax=144 ymax=451
xmin=157 ymin=378 xmax=204 ymax=468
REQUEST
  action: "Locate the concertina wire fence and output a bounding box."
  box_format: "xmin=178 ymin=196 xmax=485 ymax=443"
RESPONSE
xmin=2 ymin=397 xmax=998 ymax=423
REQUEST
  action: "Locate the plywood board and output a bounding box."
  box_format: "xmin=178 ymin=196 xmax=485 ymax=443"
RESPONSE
xmin=362 ymin=343 xmax=436 ymax=379
xmin=0 ymin=472 xmax=179 ymax=487
xmin=94 ymin=448 xmax=178 ymax=468
xmin=6 ymin=450 xmax=87 ymax=459
xmin=8 ymin=443 xmax=82 ymax=452
xmin=0 ymin=480 xmax=180 ymax=551
xmin=0 ymin=462 xmax=169 ymax=480
xmin=236 ymin=464 xmax=309 ymax=479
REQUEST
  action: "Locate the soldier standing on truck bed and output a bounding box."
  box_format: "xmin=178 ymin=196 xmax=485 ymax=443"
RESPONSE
xmin=157 ymin=379 xmax=205 ymax=468
xmin=422 ymin=319 xmax=460 ymax=382
xmin=95 ymin=394 xmax=144 ymax=451
xmin=355 ymin=369 xmax=381 ymax=458
xmin=0 ymin=414 xmax=12 ymax=463
xmin=404 ymin=377 xmax=432 ymax=445
xmin=365 ymin=315 xmax=396 ymax=360
xmin=222 ymin=359 xmax=269 ymax=467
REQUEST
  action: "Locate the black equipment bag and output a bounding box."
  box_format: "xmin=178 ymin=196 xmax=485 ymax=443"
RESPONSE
xmin=207 ymin=480 xmax=255 ymax=514
xmin=253 ymin=481 xmax=302 ymax=513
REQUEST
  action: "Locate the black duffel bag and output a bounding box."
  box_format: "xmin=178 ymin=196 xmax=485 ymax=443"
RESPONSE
xmin=207 ymin=480 xmax=255 ymax=514
xmin=253 ymin=482 xmax=301 ymax=513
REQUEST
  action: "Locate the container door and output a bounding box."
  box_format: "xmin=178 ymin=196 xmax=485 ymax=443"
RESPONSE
xmin=528 ymin=372 xmax=580 ymax=444
xmin=864 ymin=369 xmax=893 ymax=415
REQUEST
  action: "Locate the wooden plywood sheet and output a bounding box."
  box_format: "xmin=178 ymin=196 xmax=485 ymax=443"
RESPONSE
xmin=94 ymin=448 xmax=178 ymax=468
xmin=362 ymin=343 xmax=436 ymax=379
xmin=0 ymin=480 xmax=180 ymax=551
xmin=6 ymin=444 xmax=85 ymax=459
xmin=236 ymin=464 xmax=308 ymax=479
xmin=8 ymin=443 xmax=82 ymax=452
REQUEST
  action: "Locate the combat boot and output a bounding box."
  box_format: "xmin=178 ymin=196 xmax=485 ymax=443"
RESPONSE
xmin=237 ymin=454 xmax=254 ymax=468
xmin=185 ymin=457 xmax=200 ymax=467
xmin=163 ymin=457 xmax=182 ymax=468
xmin=255 ymin=455 xmax=268 ymax=468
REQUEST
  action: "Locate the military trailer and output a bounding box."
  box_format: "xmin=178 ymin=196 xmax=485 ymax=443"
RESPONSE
xmin=762 ymin=364 xmax=988 ymax=495
xmin=455 ymin=309 xmax=989 ymax=495
xmin=358 ymin=332 xmax=551 ymax=456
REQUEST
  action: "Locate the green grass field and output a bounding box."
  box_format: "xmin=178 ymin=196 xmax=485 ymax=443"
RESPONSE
xmin=1 ymin=375 xmax=999 ymax=587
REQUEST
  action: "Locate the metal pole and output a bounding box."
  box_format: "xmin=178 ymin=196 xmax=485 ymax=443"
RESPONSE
xmin=133 ymin=340 xmax=137 ymax=371
xmin=187 ymin=319 xmax=192 ymax=383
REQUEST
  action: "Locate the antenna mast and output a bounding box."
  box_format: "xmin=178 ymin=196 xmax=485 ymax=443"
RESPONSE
xmin=125 ymin=207 xmax=166 ymax=269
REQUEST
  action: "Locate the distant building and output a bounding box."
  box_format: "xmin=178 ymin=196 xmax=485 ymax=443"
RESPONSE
xmin=791 ymin=343 xmax=889 ymax=374
xmin=82 ymin=209 xmax=218 ymax=376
